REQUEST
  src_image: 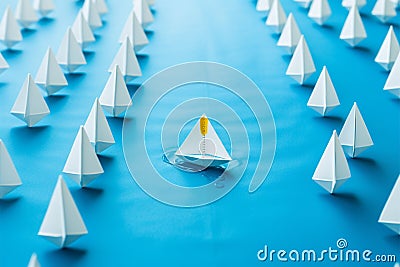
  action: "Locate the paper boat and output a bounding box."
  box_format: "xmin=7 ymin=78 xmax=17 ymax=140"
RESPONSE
xmin=312 ymin=130 xmax=351 ymax=194
xmin=379 ymin=175 xmax=400 ymax=235
xmin=0 ymin=6 xmax=23 ymax=49
xmin=340 ymin=6 xmax=367 ymax=47
xmin=265 ymin=0 xmax=287 ymax=33
xmin=38 ymin=175 xmax=88 ymax=247
xmin=375 ymin=25 xmax=399 ymax=71
xmin=384 ymin=53 xmax=400 ymax=97
xmin=339 ymin=102 xmax=373 ymax=158
xmin=277 ymin=13 xmax=301 ymax=54
xmin=175 ymin=115 xmax=232 ymax=168
xmin=0 ymin=140 xmax=22 ymax=198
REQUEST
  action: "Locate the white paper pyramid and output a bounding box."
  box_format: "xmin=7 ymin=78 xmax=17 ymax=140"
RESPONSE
xmin=277 ymin=13 xmax=301 ymax=54
xmin=339 ymin=102 xmax=373 ymax=158
xmin=0 ymin=6 xmax=23 ymax=49
xmin=56 ymin=27 xmax=87 ymax=73
xmin=119 ymin=10 xmax=149 ymax=52
xmin=71 ymin=11 xmax=95 ymax=50
xmin=379 ymin=175 xmax=400 ymax=235
xmin=108 ymin=37 xmax=142 ymax=82
xmin=84 ymin=98 xmax=115 ymax=153
xmin=38 ymin=176 xmax=88 ymax=247
xmin=16 ymin=0 xmax=39 ymax=29
xmin=35 ymin=47 xmax=68 ymax=95
xmin=27 ymin=253 xmax=41 ymax=267
xmin=175 ymin=114 xmax=232 ymax=167
xmin=384 ymin=53 xmax=400 ymax=97
xmin=0 ymin=140 xmax=22 ymax=198
xmin=63 ymin=126 xmax=104 ymax=187
xmin=256 ymin=0 xmax=273 ymax=12
xmin=265 ymin=0 xmax=287 ymax=33
xmin=100 ymin=65 xmax=132 ymax=117
xmin=375 ymin=26 xmax=399 ymax=71
xmin=0 ymin=52 xmax=9 ymax=75
xmin=308 ymin=0 xmax=332 ymax=25
xmin=11 ymin=74 xmax=50 ymax=127
xmin=294 ymin=0 xmax=313 ymax=9
xmin=133 ymin=0 xmax=154 ymax=28
xmin=340 ymin=6 xmax=367 ymax=47
xmin=82 ymin=0 xmax=102 ymax=30
xmin=94 ymin=0 xmax=108 ymax=15
xmin=342 ymin=0 xmax=366 ymax=9
xmin=372 ymin=0 xmax=397 ymax=23
xmin=33 ymin=0 xmax=55 ymax=17
xmin=286 ymin=35 xmax=316 ymax=84
xmin=307 ymin=66 xmax=340 ymax=116
xmin=312 ymin=130 xmax=351 ymax=194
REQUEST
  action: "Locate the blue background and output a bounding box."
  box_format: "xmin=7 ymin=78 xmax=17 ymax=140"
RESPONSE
xmin=0 ymin=0 xmax=399 ymax=266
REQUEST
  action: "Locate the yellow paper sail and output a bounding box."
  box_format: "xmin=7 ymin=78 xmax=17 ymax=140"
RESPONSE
xmin=200 ymin=115 xmax=208 ymax=136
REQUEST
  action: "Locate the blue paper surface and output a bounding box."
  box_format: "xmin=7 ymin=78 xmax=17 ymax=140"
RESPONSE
xmin=0 ymin=0 xmax=399 ymax=266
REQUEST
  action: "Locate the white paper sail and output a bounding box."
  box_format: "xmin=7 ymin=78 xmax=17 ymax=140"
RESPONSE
xmin=265 ymin=0 xmax=287 ymax=33
xmin=384 ymin=53 xmax=400 ymax=97
xmin=147 ymin=0 xmax=155 ymax=6
xmin=82 ymin=0 xmax=102 ymax=30
xmin=312 ymin=130 xmax=351 ymax=194
xmin=340 ymin=6 xmax=367 ymax=47
xmin=372 ymin=0 xmax=397 ymax=23
xmin=294 ymin=0 xmax=313 ymax=9
xmin=63 ymin=126 xmax=104 ymax=187
xmin=38 ymin=176 xmax=88 ymax=247
xmin=11 ymin=74 xmax=50 ymax=127
xmin=56 ymin=27 xmax=87 ymax=73
xmin=119 ymin=10 xmax=149 ymax=52
xmin=94 ymin=0 xmax=108 ymax=15
xmin=307 ymin=66 xmax=340 ymax=116
xmin=71 ymin=11 xmax=95 ymax=50
xmin=33 ymin=0 xmax=55 ymax=18
xmin=0 ymin=6 xmax=23 ymax=49
xmin=256 ymin=0 xmax=273 ymax=12
xmin=84 ymin=98 xmax=115 ymax=153
xmin=175 ymin=115 xmax=232 ymax=167
xmin=133 ymin=0 xmax=154 ymax=28
xmin=108 ymin=37 xmax=142 ymax=82
xmin=308 ymin=0 xmax=332 ymax=25
xmin=27 ymin=253 xmax=41 ymax=267
xmin=277 ymin=13 xmax=301 ymax=54
xmin=0 ymin=52 xmax=9 ymax=75
xmin=379 ymin=175 xmax=400 ymax=235
xmin=342 ymin=0 xmax=366 ymax=9
xmin=286 ymin=35 xmax=316 ymax=84
xmin=100 ymin=65 xmax=132 ymax=117
xmin=35 ymin=47 xmax=68 ymax=95
xmin=0 ymin=140 xmax=22 ymax=198
xmin=339 ymin=102 xmax=373 ymax=158
xmin=375 ymin=26 xmax=399 ymax=71
xmin=16 ymin=0 xmax=39 ymax=29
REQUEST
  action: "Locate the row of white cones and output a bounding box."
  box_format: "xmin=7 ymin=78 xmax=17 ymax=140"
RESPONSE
xmin=257 ymin=0 xmax=399 ymax=236
xmin=259 ymin=0 xmax=398 ymax=26
xmin=0 ymin=0 xmax=156 ymax=255
xmin=261 ymin=0 xmax=400 ymax=98
xmin=3 ymin=0 xmax=153 ymax=127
